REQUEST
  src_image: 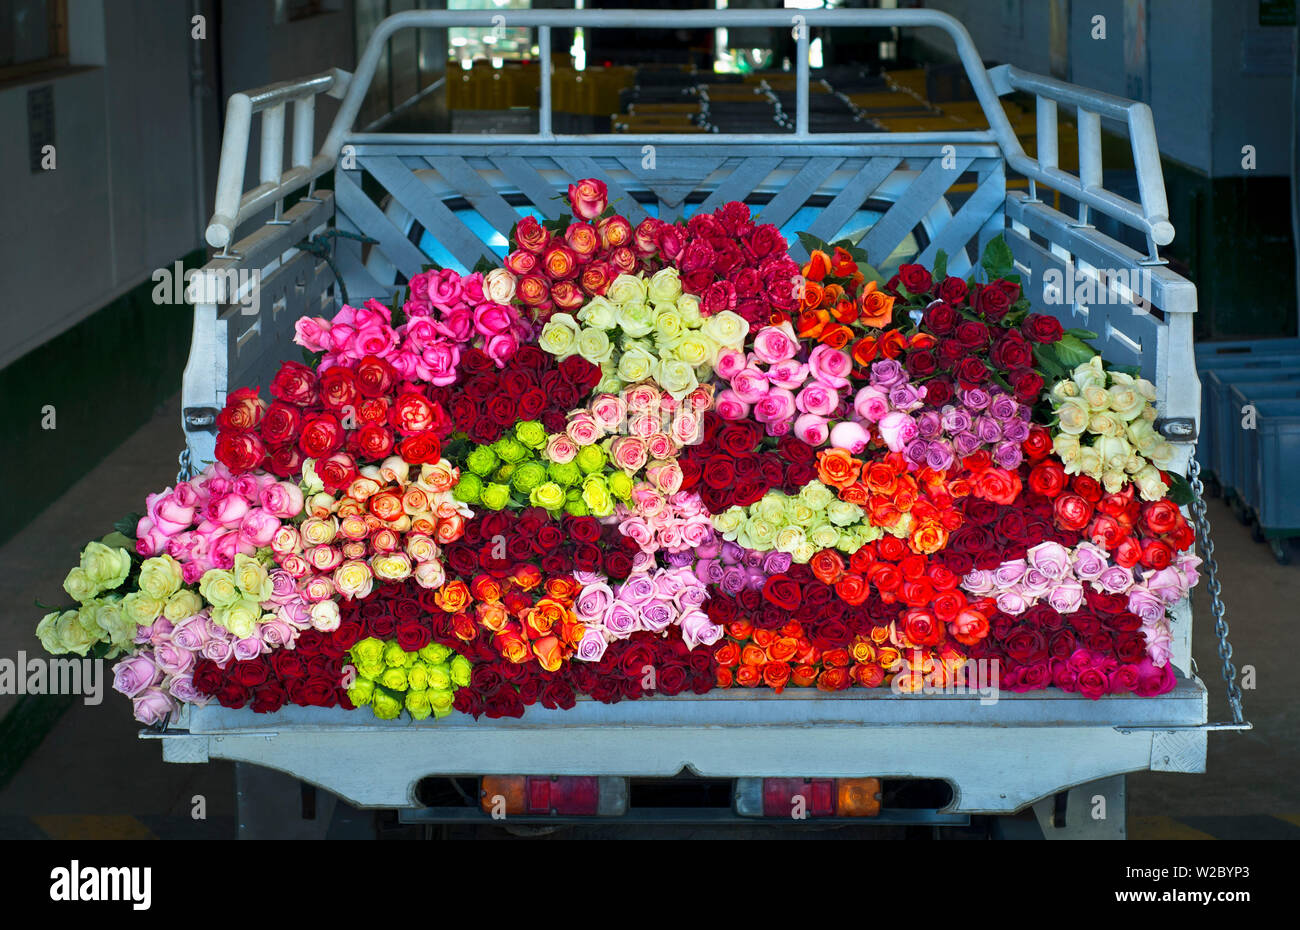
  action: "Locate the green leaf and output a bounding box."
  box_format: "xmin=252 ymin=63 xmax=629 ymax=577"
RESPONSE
xmin=1052 ymin=334 xmax=1098 ymax=369
xmin=1033 ymin=344 xmax=1068 ymax=380
xmin=980 ymin=235 xmax=1015 ymax=280
xmin=472 ymin=255 xmax=497 ymax=275
xmin=933 ymin=250 xmax=948 ymax=282
xmin=99 ymin=531 xmax=134 ymax=551
xmin=1065 ymin=328 xmax=1099 ymax=341
xmin=797 ymin=231 xmax=832 ymax=257
xmin=986 ymin=367 xmax=1013 ymax=392
xmin=113 ymin=513 xmax=142 ymax=539
xmin=1165 ymin=471 xmax=1194 ymax=507
xmin=858 ymin=262 xmax=886 ymax=287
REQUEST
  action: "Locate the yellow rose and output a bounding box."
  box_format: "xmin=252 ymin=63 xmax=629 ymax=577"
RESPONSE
xmin=162 ymin=589 xmax=203 ymax=623
xmin=62 ymin=567 xmax=99 ymax=605
xmin=1101 ymin=470 xmax=1127 ymax=495
xmin=233 ymin=553 xmax=272 ymax=601
xmin=371 ymin=551 xmax=413 ymax=582
xmin=1107 ymin=383 xmax=1146 ymax=420
xmin=577 ymin=295 xmax=618 ymax=330
xmin=1077 ymin=446 xmax=1103 ymax=479
xmin=1071 ymin=355 xmax=1106 ymax=390
xmin=647 ymin=267 xmax=682 ymax=305
xmin=675 ymin=293 xmax=702 ymax=325
xmin=212 ymin=597 xmax=261 ymax=638
xmin=95 ymin=599 xmax=137 ymax=650
xmin=79 ymin=541 xmax=131 ymax=592
xmin=538 ymin=313 xmax=581 ymax=359
xmin=1088 ymin=411 xmax=1123 ymax=438
xmin=1081 ymin=384 xmax=1110 ymax=411
xmin=667 ymin=332 xmax=713 ymax=369
xmin=199 ymin=569 xmax=241 ymax=608
xmin=1133 ymin=463 xmax=1169 ymax=501
xmin=1055 ymin=397 xmax=1091 ymax=435
xmin=653 ymin=308 xmax=685 ymax=343
xmin=333 ymin=559 xmax=374 ymax=600
xmin=1049 ymin=379 xmax=1080 ymax=403
xmin=299 ymin=516 xmax=339 ymax=547
xmin=121 ymin=591 xmax=164 ymax=627
xmin=700 ymin=310 xmax=748 ymax=352
xmin=654 ymin=359 xmax=698 ymax=399
xmin=607 ymin=273 xmax=649 ymax=306
xmin=138 ymin=554 xmax=184 ymax=601
xmin=36 ymin=611 xmax=68 ymax=654
xmin=55 ymin=609 xmax=98 ymax=656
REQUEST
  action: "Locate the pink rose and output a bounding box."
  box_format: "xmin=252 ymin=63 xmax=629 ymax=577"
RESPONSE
xmin=294 ymin=316 xmax=330 ymax=352
xmin=154 ymin=642 xmax=196 ymax=677
xmin=808 ymin=344 xmax=851 ymax=389
xmin=239 ymin=508 xmax=281 ymax=548
xmin=795 ymin=382 xmax=838 ymax=417
xmin=853 ymin=386 xmax=890 ymax=423
xmin=545 ymin=433 xmax=579 ymax=464
xmin=793 ymin=413 xmax=829 ymax=446
xmin=713 ymin=348 xmax=747 ymax=381
xmin=714 ymin=389 xmax=750 ymax=421
xmin=233 ymin=637 xmax=264 ymax=662
xmin=207 ymin=494 xmax=249 ymax=528
xmin=877 ymin=411 xmax=918 ymax=452
xmin=171 ymin=616 xmax=210 ymax=651
xmin=575 ymin=627 xmax=609 ymax=662
xmin=753 ymin=388 xmax=796 ymax=427
xmin=474 ymin=302 xmax=514 ymax=337
xmin=132 ymin=688 xmax=179 ymax=725
xmin=609 ymin=436 xmax=648 ymax=472
xmin=566 ymin=411 xmax=603 ymax=446
xmin=166 ymin=674 xmax=208 ymax=705
xmin=112 ymin=654 xmax=162 ymax=698
xmin=766 ymin=358 xmax=809 ymax=391
xmin=751 ymin=322 xmax=799 ymax=364
xmin=829 ymin=421 xmax=869 ymax=454
xmin=730 ymin=366 xmax=770 ymax=405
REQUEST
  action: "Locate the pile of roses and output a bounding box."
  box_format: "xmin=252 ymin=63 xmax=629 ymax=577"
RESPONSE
xmin=33 ymin=178 xmax=1202 ymax=726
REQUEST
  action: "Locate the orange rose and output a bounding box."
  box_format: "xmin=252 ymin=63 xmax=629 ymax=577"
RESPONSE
xmin=727 ymin=620 xmax=754 ymax=640
xmin=910 ymin=520 xmax=949 ymax=555
xmin=839 ymin=481 xmax=870 ymax=506
xmin=511 ymin=563 xmax=542 ymax=591
xmin=823 ymin=648 xmax=851 ymax=668
xmin=470 ymin=574 xmax=503 ymax=603
xmin=852 ymin=662 xmax=886 ymax=688
xmin=830 ymin=299 xmax=857 ymax=325
xmin=716 ymin=667 xmax=735 ymax=688
xmin=800 ymin=280 xmax=825 ymax=311
xmin=950 ymin=607 xmax=990 ymax=646
xmin=816 ymin=667 xmax=851 ymax=691
xmin=822 ymin=283 xmax=845 ymax=307
xmin=451 ymin=611 xmax=478 ymax=642
xmin=908 ymin=331 xmax=937 ymax=350
xmin=852 ymin=335 xmax=879 ymax=367
xmin=796 ymin=308 xmax=829 ymax=339
xmin=495 ymin=628 xmax=531 ymax=664
xmin=751 ymin=629 xmax=777 ymax=650
xmin=780 ymin=620 xmax=804 ymax=638
xmin=768 ymin=636 xmax=800 ymax=662
xmin=433 ymin=513 xmax=464 ymax=543
xmin=878 ymin=646 xmax=903 ymax=671
xmin=791 ymin=664 xmax=819 ymax=687
xmin=544 ymin=576 xmax=580 ymax=602
xmin=858 ymin=280 xmax=896 ymax=328
xmin=830 ymin=247 xmax=857 ymax=277
xmin=763 ymin=661 xmax=792 ymax=693
xmin=870 ymin=626 xmax=891 ymax=645
xmin=972 ymin=467 xmax=1023 ymax=505
xmin=849 ymin=637 xmax=876 ymax=664
xmin=735 ymin=664 xmax=763 ymax=687
xmin=714 ymin=641 xmax=741 ymax=667
xmin=809 ymin=549 xmax=846 ymax=585
xmin=434 ymin=580 xmax=471 ymax=613
xmin=819 ymin=324 xmax=853 ymax=349
xmin=893 ymin=667 xmax=927 ymax=693
xmin=902 ymin=607 xmax=944 ymax=647
xmin=476 ymin=601 xmax=510 ymax=633
xmin=878 ymin=329 xmax=907 ymax=358
xmin=802 ymin=250 xmax=831 ymax=282
xmin=558 ymin=617 xmax=587 ymax=646
xmin=741 ymin=644 xmax=767 ymax=667
xmin=532 ymin=635 xmax=564 ymax=672
xmin=816 ymin=449 xmax=861 ymax=489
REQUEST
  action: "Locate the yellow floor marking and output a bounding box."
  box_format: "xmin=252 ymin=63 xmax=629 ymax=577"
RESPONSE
xmin=1128 ymin=815 xmax=1216 ymax=840
xmin=32 ymin=815 xmax=158 ymax=841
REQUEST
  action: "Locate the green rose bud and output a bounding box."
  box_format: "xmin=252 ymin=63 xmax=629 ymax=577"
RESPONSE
xmin=426 ymin=665 xmax=452 ymax=691
xmin=382 ymin=640 xmax=408 ymax=667
xmin=529 ymin=481 xmax=566 ymax=511
xmin=351 ymin=636 xmax=386 ymax=668
xmin=199 ymin=569 xmax=241 ymax=609
xmin=138 ymin=554 xmax=185 ymax=601
xmin=607 ymin=470 xmax=634 ymax=501
xmin=121 ymin=591 xmax=166 ymax=628
xmin=429 ymin=688 xmax=456 ymax=718
xmin=511 ymin=461 xmax=549 ymax=494
xmin=581 ymin=475 xmax=615 ymax=518
xmin=476 ymin=482 xmax=509 ymax=511
xmin=232 ymin=553 xmax=272 ymax=602
xmin=419 ymin=643 xmax=453 ymax=664
xmin=371 ymin=690 xmax=403 ymax=720
xmin=449 ymin=654 xmax=472 ymax=688
xmin=405 ymin=690 xmax=433 ymax=721
xmin=211 ymin=598 xmax=259 ymax=639
xmin=406 ymin=663 xmax=430 ymax=692
xmin=547 ymin=460 xmax=582 ymax=487
xmin=564 ymin=498 xmax=590 ymax=517
xmin=379 ymin=666 xmax=408 ymax=691
xmin=162 ymin=589 xmax=204 ymax=622
xmin=347 ymin=677 xmax=375 ymax=707
xmin=491 ymin=436 xmax=529 ymax=465
xmin=357 ymin=659 xmax=385 ymax=681
xmin=95 ymin=599 xmax=136 ymax=650
xmin=35 ymin=611 xmax=66 ymax=655
xmin=574 ymin=444 xmax=607 ymax=474
xmin=452 ymin=471 xmax=483 ymax=504
xmin=465 ymin=445 xmax=500 ymax=477
xmin=514 ymin=420 xmax=548 ymax=450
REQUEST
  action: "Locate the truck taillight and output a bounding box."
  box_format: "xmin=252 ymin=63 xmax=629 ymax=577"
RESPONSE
xmin=736 ymin=778 xmax=882 ymax=818
xmin=480 ymin=776 xmax=627 ymax=816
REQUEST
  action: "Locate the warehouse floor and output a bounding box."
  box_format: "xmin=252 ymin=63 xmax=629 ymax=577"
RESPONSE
xmin=0 ymin=392 xmax=1296 ymax=840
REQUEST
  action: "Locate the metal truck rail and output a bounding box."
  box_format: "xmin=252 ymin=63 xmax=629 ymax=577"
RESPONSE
xmin=165 ymin=8 xmax=1246 ymax=837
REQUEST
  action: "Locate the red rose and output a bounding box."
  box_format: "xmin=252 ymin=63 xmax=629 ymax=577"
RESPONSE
xmin=268 ymin=443 xmax=303 ymax=478
xmin=1054 ymin=493 xmax=1093 ymax=532
xmin=260 ymin=402 xmax=301 ymax=446
xmin=992 ymin=332 xmax=1033 ymax=369
xmin=1072 ymin=474 xmax=1103 ymax=502
xmin=397 ymin=432 xmax=441 ymax=465
xmin=897 ymin=263 xmax=933 ymax=295
xmin=355 ymin=355 xmax=398 ymax=398
xmin=299 ymin=413 xmax=344 ymax=459
xmin=514 ymin=216 xmax=551 ymax=254
xmin=1022 ymin=313 xmax=1064 ymax=343
xmin=973 ymin=283 xmax=1011 ymax=321
xmin=954 ymin=356 xmax=988 ymax=387
xmin=937 ymin=276 xmax=969 ymax=305
xmin=215 ymin=430 xmax=266 ymax=473
xmin=390 ymin=392 xmax=437 ymax=436
xmin=954 ymin=320 xmax=991 ymax=349
xmin=351 ymin=422 xmax=394 ymax=460
xmin=701 ymin=280 xmax=737 ymax=316
xmin=1143 ymin=499 xmax=1181 ymax=536
xmin=318 ymin=367 xmax=360 ymax=413
xmin=762 ymin=575 xmax=802 ymax=611
xmin=1022 ymin=425 xmax=1053 ymax=461
xmin=316 ymin=451 xmax=358 ymax=493
xmin=923 ymin=378 xmax=954 ymax=407
xmin=1028 ymin=459 xmax=1067 ymax=497
xmin=905 ymin=348 xmax=938 ymax=377
xmin=1011 ymin=369 xmax=1045 ymax=403
xmin=216 ymin=387 xmax=266 ymax=432
xmin=396 ymin=619 xmax=432 ymax=653
xmin=233 ymin=659 xmax=269 ymax=689
xmin=270 ymin=361 xmax=318 ymax=407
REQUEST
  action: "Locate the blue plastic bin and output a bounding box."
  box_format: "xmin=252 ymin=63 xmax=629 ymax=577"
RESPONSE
xmin=1230 ymin=381 xmax=1300 ymax=515
xmin=1194 ymin=339 xmax=1300 ymax=471
xmin=1243 ymin=398 xmax=1300 ymax=537
xmin=1204 ymin=365 xmax=1300 ymax=488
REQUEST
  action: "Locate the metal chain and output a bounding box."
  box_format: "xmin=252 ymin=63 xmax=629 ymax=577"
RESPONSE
xmin=176 ymin=446 xmax=193 ymax=485
xmin=1186 ymin=454 xmax=1245 ymax=724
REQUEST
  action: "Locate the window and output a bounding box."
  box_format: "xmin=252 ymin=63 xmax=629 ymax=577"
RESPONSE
xmin=0 ymin=0 xmax=68 ymax=84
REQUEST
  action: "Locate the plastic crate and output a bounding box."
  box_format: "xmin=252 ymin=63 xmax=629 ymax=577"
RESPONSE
xmin=1200 ymin=361 xmax=1300 ymax=480
xmin=1245 ymin=398 xmax=1300 ymax=539
xmin=1230 ymin=381 xmax=1300 ymax=515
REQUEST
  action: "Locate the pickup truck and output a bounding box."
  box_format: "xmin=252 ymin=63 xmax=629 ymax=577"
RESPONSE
xmin=159 ymin=7 xmax=1245 ymax=839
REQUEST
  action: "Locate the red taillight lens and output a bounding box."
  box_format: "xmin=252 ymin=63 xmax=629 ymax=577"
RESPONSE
xmin=762 ymin=778 xmax=837 ymax=817
xmin=526 ymin=776 xmax=601 ymax=815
